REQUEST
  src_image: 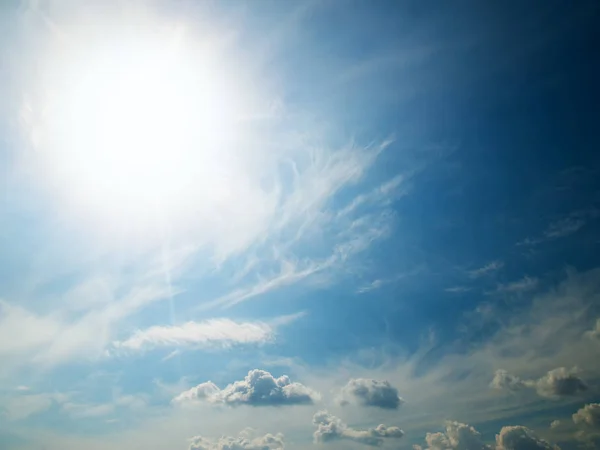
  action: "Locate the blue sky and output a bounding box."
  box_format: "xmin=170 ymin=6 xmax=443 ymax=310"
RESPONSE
xmin=1 ymin=1 xmax=600 ymax=449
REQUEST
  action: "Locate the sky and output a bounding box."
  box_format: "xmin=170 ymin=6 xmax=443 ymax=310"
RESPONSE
xmin=1 ymin=1 xmax=600 ymax=449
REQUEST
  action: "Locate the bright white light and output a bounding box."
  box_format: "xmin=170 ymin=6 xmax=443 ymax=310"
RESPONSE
xmin=28 ymin=16 xmax=250 ymax=234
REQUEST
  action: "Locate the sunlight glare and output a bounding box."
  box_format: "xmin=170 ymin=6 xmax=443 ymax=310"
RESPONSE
xmin=29 ymin=15 xmax=248 ymax=233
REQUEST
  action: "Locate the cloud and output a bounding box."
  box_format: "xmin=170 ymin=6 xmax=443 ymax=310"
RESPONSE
xmin=543 ymin=217 xmax=585 ymax=239
xmin=189 ymin=429 xmax=284 ymax=450
xmin=468 ymin=261 xmax=504 ymax=279
xmin=337 ymin=173 xmax=408 ymax=218
xmin=1 ymin=392 xmax=66 ymax=421
xmin=585 ymin=318 xmax=600 ymax=341
xmin=0 ymin=301 xmax=61 ymax=357
xmin=338 ymin=378 xmax=404 ymax=409
xmin=495 ymin=276 xmax=538 ymax=294
xmin=534 ymin=367 xmax=587 ymax=398
xmin=113 ymin=319 xmax=273 ymax=351
xmin=491 ymin=367 xmax=587 ymax=398
xmin=573 ymin=403 xmax=600 ymax=428
xmin=418 ymin=421 xmax=490 ymax=450
xmin=549 ymin=420 xmax=560 ymax=430
xmin=495 ymin=425 xmax=558 ymax=450
xmin=312 ymin=410 xmax=403 ymax=446
xmin=415 ymin=422 xmax=559 ymax=450
xmin=200 ymin=259 xmax=333 ymax=310
xmin=490 ymin=370 xmax=527 ymax=391
xmin=517 ymin=210 xmax=596 ymax=246
xmin=173 ymin=369 xmax=319 ymax=406
xmin=445 ymin=286 xmax=472 ymax=294
xmin=61 ymin=402 xmax=115 ymax=419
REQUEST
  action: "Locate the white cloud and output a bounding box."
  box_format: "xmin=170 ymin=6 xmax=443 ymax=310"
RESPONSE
xmin=573 ymin=403 xmax=600 ymax=428
xmin=0 ymin=301 xmax=61 ymax=358
xmin=549 ymin=420 xmax=560 ymax=430
xmin=517 ymin=210 xmax=595 ymax=246
xmin=495 ymin=425 xmax=558 ymax=450
xmin=173 ymin=369 xmax=319 ymax=406
xmin=445 ymin=286 xmax=472 ymax=294
xmin=337 ymin=173 xmax=407 ymax=218
xmin=495 ymin=276 xmax=538 ymax=294
xmin=490 ymin=369 xmax=527 ymax=391
xmin=201 ymin=259 xmax=332 ymax=310
xmin=338 ymin=378 xmax=404 ymax=409
xmin=1 ymin=392 xmax=66 ymax=421
xmin=585 ymin=318 xmax=600 ymax=341
xmin=416 ymin=422 xmax=559 ymax=450
xmin=312 ymin=410 xmax=403 ymax=446
xmin=534 ymin=367 xmax=587 ymax=398
xmin=62 ymin=402 xmax=115 ymax=419
xmin=468 ymin=261 xmax=504 ymax=279
xmin=114 ymin=319 xmax=273 ymax=351
xmin=417 ymin=421 xmax=490 ymax=450
xmin=189 ymin=429 xmax=285 ymax=450
xmin=491 ymin=367 xmax=587 ymax=398
xmin=543 ymin=217 xmax=585 ymax=239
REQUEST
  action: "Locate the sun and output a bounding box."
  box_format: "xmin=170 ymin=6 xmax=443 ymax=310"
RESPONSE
xmin=25 ymin=13 xmax=247 ymax=233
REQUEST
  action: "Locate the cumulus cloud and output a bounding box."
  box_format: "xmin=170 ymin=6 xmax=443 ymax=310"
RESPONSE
xmin=173 ymin=369 xmax=319 ymax=406
xmin=113 ymin=319 xmax=273 ymax=350
xmin=495 ymin=425 xmax=558 ymax=450
xmin=585 ymin=318 xmax=600 ymax=341
xmin=416 ymin=422 xmax=560 ymax=450
xmin=490 ymin=370 xmax=527 ymax=391
xmin=573 ymin=403 xmax=600 ymax=428
xmin=549 ymin=420 xmax=560 ymax=430
xmin=338 ymin=378 xmax=404 ymax=409
xmin=534 ymin=367 xmax=587 ymax=398
xmin=491 ymin=367 xmax=587 ymax=398
xmin=189 ymin=428 xmax=284 ymax=450
xmin=312 ymin=410 xmax=403 ymax=446
xmin=417 ymin=421 xmax=490 ymax=450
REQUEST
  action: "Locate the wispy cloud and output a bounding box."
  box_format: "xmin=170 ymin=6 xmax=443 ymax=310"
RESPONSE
xmin=337 ymin=173 xmax=407 ymax=218
xmin=468 ymin=260 xmax=504 ymax=279
xmin=494 ymin=275 xmax=538 ymax=293
xmin=444 ymin=286 xmax=472 ymax=294
xmin=113 ymin=319 xmax=274 ymax=351
xmin=518 ymin=209 xmax=598 ymax=246
xmin=543 ymin=217 xmax=586 ymax=239
xmin=357 ymin=266 xmax=422 ymax=294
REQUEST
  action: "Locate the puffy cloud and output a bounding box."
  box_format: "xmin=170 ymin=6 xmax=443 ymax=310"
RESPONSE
xmin=534 ymin=367 xmax=587 ymax=398
xmin=491 ymin=367 xmax=587 ymax=398
xmin=173 ymin=369 xmax=319 ymax=406
xmin=113 ymin=319 xmax=273 ymax=350
xmin=573 ymin=403 xmax=600 ymax=428
xmin=549 ymin=420 xmax=560 ymax=430
xmin=312 ymin=410 xmax=403 ymax=446
xmin=495 ymin=426 xmax=558 ymax=450
xmin=416 ymin=421 xmax=490 ymax=450
xmin=490 ymin=370 xmax=526 ymax=391
xmin=339 ymin=378 xmax=404 ymax=409
xmin=585 ymin=318 xmax=600 ymax=341
xmin=416 ymin=422 xmax=560 ymax=450
xmin=189 ymin=429 xmax=284 ymax=450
